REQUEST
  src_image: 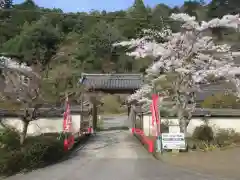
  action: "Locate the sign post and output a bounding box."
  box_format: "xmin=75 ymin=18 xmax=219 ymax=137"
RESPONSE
xmin=161 ymin=133 xmax=186 ymax=150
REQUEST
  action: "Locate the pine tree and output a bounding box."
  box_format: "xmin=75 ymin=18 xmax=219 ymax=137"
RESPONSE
xmin=208 ymin=0 xmax=240 ymax=19
xmin=133 ymin=0 xmax=146 ymax=12
xmin=129 ymin=0 xmax=148 ymax=18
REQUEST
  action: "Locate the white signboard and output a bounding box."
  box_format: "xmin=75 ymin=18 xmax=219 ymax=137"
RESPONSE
xmin=162 ymin=133 xmax=186 ymax=150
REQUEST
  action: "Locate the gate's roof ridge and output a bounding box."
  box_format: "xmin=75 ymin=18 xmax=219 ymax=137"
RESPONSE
xmin=80 ymin=73 xmax=144 ymax=91
xmin=81 ymin=73 xmax=143 ymax=76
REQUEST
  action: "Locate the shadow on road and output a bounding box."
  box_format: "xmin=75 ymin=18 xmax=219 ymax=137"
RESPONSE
xmin=97 ymin=126 xmax=129 ymax=131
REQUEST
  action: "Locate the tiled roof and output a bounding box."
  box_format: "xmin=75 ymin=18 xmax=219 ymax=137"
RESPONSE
xmin=192 ymin=108 xmax=240 ymax=117
xmin=80 ymin=73 xmax=143 ymax=90
xmin=0 ymin=106 xmax=90 ymax=118
xmin=141 ymin=107 xmax=240 ymax=117
xmin=196 ymin=81 xmax=236 ymax=102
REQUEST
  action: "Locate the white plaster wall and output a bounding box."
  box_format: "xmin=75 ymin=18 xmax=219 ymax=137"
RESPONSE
xmin=187 ymin=118 xmax=240 ymax=135
xmin=142 ymin=115 xmax=240 ymax=136
xmin=0 ymin=115 xmax=83 ymax=136
xmin=143 ymin=115 xmax=151 ymax=136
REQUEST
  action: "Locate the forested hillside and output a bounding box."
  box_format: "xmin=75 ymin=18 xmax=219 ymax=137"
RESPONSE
xmin=0 ymin=0 xmax=240 ymax=76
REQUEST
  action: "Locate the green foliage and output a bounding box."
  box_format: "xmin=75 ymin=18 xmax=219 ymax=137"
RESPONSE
xmin=129 ymin=0 xmax=148 ymax=18
xmin=214 ymin=129 xmax=240 ymax=147
xmin=0 ymin=0 xmax=167 ymax=74
xmin=188 ymin=126 xmax=240 ymax=151
xmin=22 ymin=136 xmax=65 ymax=169
xmin=207 ymin=0 xmax=240 ymax=19
xmin=182 ymin=0 xmax=202 ymax=19
xmin=201 ymin=93 xmax=240 ymax=109
xmin=0 ymin=128 xmax=21 ymax=150
xmin=0 ymin=132 xmax=67 ymax=176
xmin=2 ymin=17 xmax=62 ymax=66
xmin=0 ymin=0 xmax=238 ymax=76
xmin=192 ymin=125 xmax=214 ymax=142
xmin=0 ymin=149 xmax=25 ymax=176
xmin=100 ymin=95 xmax=122 ymax=114
xmin=75 ymin=20 xmax=126 ymax=72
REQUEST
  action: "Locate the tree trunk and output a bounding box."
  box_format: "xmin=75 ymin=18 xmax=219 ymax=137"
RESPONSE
xmin=127 ymin=104 xmax=131 ymax=116
xmin=178 ymin=108 xmax=187 ymax=136
xmin=20 ymin=120 xmax=29 ymax=145
xmin=179 ymin=117 xmax=187 ymax=135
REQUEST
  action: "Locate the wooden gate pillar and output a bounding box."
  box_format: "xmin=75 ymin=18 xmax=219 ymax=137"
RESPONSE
xmin=129 ymin=105 xmax=136 ymax=130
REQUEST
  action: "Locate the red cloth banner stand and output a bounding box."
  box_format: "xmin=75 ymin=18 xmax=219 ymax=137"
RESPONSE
xmin=63 ymin=96 xmax=74 ymax=151
xmin=87 ymin=127 xmax=93 ymax=134
xmin=150 ymin=103 xmax=156 ymax=136
xmin=131 ymin=95 xmax=161 ymax=153
xmin=132 ymin=127 xmax=153 ymax=153
xmin=150 ymin=94 xmax=161 ymax=152
xmin=63 ymin=139 xmax=69 ymax=151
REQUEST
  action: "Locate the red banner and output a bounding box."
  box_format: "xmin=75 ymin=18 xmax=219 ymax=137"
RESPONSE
xmin=150 ymin=103 xmax=155 ymax=126
xmin=151 ymin=94 xmax=161 ymax=136
xmin=131 ymin=128 xmax=154 ymax=153
xmin=152 ymin=94 xmax=159 ymax=124
xmin=63 ymin=97 xmax=74 ymax=151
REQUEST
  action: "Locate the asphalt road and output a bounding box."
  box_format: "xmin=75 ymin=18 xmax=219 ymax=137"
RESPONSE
xmin=5 ymin=115 xmax=236 ymax=180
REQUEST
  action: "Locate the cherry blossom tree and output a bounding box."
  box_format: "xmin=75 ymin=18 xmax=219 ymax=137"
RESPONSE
xmin=0 ymin=55 xmax=86 ymax=144
xmin=0 ymin=56 xmax=45 ymax=144
xmin=115 ymin=13 xmax=240 ymax=134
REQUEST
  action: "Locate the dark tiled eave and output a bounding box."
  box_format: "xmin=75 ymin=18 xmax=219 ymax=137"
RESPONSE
xmin=0 ymin=106 xmax=90 ymax=118
xmin=140 ymin=108 xmax=240 ymax=117
xmin=80 ymin=73 xmax=144 ymax=91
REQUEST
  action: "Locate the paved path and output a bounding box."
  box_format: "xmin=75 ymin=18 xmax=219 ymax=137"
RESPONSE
xmin=100 ymin=114 xmax=129 ymax=129
xmin=5 ymin=115 xmax=237 ymax=180
xmin=6 ymin=130 xmax=235 ymax=180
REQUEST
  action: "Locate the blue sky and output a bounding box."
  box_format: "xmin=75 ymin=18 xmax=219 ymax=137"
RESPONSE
xmin=13 ymin=0 xmax=211 ymax=13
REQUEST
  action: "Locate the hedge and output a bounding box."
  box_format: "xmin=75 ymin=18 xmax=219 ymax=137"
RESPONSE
xmin=0 ymin=130 xmax=68 ymax=176
xmin=133 ymin=124 xmax=240 ymax=157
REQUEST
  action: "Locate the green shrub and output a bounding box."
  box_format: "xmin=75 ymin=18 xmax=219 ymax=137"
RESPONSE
xmin=186 ymin=138 xmax=219 ymax=151
xmin=192 ymin=125 xmax=214 ymax=142
xmin=186 ymin=137 xmax=197 ymax=150
xmin=0 ymin=149 xmax=24 ymax=176
xmin=231 ymin=132 xmax=240 ymax=144
xmin=214 ymin=129 xmax=240 ymax=147
xmin=0 ymin=133 xmax=67 ymax=176
xmin=188 ymin=127 xmax=240 ymax=151
xmin=0 ymin=128 xmax=20 ymax=150
xmin=23 ymin=135 xmax=65 ymax=169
